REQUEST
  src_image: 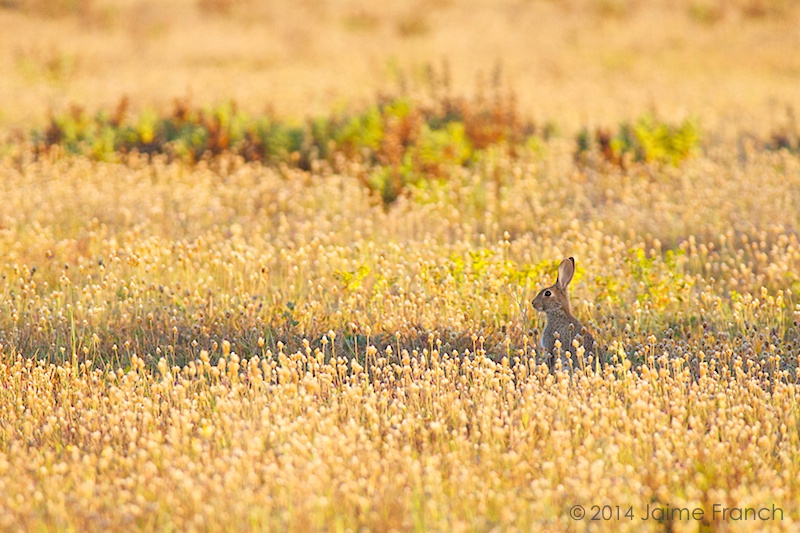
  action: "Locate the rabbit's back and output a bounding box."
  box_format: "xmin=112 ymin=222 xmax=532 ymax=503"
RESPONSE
xmin=541 ymin=311 xmax=594 ymax=370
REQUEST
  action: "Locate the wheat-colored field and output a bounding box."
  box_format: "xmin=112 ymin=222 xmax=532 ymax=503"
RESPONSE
xmin=2 ymin=0 xmax=800 ymax=130
xmin=2 ymin=0 xmax=800 ymax=531
xmin=1 ymin=140 xmax=799 ymax=530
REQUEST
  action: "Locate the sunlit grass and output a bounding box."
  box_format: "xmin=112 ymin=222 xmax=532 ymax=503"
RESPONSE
xmin=1 ymin=127 xmax=800 ymax=529
xmin=0 ymin=343 xmax=797 ymax=530
xmin=2 ymin=1 xmax=800 ymax=529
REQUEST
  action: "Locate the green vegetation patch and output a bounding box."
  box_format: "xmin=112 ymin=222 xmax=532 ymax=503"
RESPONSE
xmin=31 ymin=90 xmax=538 ymax=206
xmin=576 ymin=115 xmax=701 ymax=168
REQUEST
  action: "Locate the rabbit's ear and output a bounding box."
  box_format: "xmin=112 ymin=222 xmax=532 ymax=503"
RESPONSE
xmin=556 ymin=257 xmax=575 ymax=290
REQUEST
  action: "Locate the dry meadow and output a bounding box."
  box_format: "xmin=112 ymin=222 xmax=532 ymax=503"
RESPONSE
xmin=1 ymin=0 xmax=800 ymax=531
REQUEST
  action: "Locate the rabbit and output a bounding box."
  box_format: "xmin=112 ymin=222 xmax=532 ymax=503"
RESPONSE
xmin=531 ymin=257 xmax=597 ymax=371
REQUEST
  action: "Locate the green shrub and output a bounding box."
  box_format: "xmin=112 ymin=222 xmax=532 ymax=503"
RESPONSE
xmin=576 ymin=115 xmax=700 ymax=168
xmin=32 ymin=92 xmax=542 ymax=206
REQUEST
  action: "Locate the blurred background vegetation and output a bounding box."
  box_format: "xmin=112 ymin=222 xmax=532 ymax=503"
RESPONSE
xmin=0 ymin=0 xmax=798 ymax=133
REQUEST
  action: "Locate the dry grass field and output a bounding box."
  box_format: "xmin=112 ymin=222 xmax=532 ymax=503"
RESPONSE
xmin=1 ymin=0 xmax=800 ymax=531
xmin=1 ymin=0 xmax=799 ymax=130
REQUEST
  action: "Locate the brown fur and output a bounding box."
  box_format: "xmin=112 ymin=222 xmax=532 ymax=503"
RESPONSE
xmin=531 ymin=257 xmax=596 ymax=371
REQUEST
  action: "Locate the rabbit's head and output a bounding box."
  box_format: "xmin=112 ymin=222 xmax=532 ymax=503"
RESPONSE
xmin=531 ymin=257 xmax=575 ymax=314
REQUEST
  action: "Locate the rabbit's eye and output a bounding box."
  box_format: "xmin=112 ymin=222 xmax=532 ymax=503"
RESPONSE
xmin=544 ymin=290 xmax=552 ymax=297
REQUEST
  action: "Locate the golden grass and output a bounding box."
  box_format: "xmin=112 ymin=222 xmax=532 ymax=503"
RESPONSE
xmin=1 ymin=134 xmax=800 ymax=528
xmin=1 ymin=0 xmax=799 ymax=131
xmin=2 ymin=141 xmax=799 ymax=362
xmin=2 ymin=1 xmax=800 ymax=529
xmin=0 ymin=346 xmax=797 ymax=531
